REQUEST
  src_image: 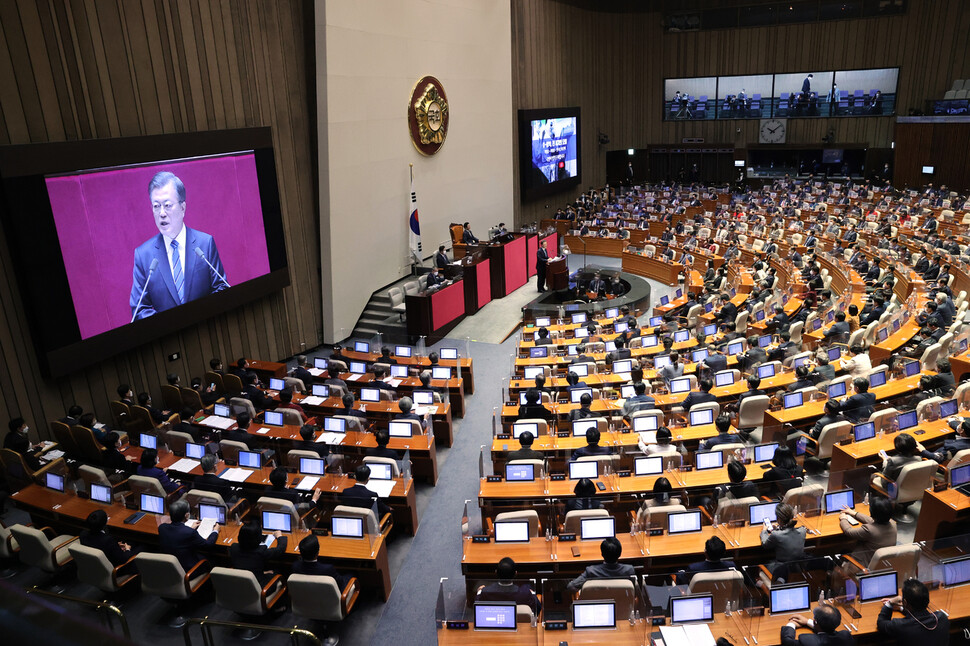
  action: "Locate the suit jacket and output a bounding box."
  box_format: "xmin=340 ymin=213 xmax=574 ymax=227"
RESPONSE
xmin=434 ymin=251 xmax=449 ymax=269
xmin=130 ymin=227 xmax=227 ymax=320
xmin=780 ymin=625 xmax=854 ymax=646
xmin=462 ymin=229 xmax=478 ymax=244
xmin=876 ymin=604 xmax=949 ymax=644
xmin=477 ymin=582 xmax=541 ymax=613
xmin=158 ymin=521 xmax=218 ymax=572
xmin=194 ymin=472 xmax=234 ymax=501
xmin=337 ymin=482 xmax=391 ymax=518
xmin=702 ymin=353 xmax=728 ymax=373
xmin=840 ymin=512 xmax=897 ymax=561
xmin=675 ymin=558 xmax=736 ymax=584
xmin=229 ymin=537 xmax=288 ymax=583
xmin=136 ymin=464 xmax=179 ymax=493
xmin=367 ymin=446 xmax=401 ymax=460
xmin=761 ymin=525 xmax=808 ymax=564
xmin=291 ymin=559 xmax=349 ymax=588
xmin=517 ymin=403 xmax=552 ymax=421
xmin=567 ymin=561 xmax=636 ymax=591
xmin=571 ymin=444 xmax=609 ymax=460
xmin=293 ymin=367 xmax=315 ymax=387
xmin=840 ymin=392 xmax=876 ymax=422
xmin=244 ymin=384 xmax=274 ymax=411
xmin=536 ymin=247 xmax=549 ymax=270
xmin=80 ymin=529 xmax=131 ymax=566
xmin=682 ymin=391 xmax=717 ymax=411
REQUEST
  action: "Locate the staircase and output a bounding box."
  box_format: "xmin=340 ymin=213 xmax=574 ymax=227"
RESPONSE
xmin=346 ymin=274 xmax=425 ymax=344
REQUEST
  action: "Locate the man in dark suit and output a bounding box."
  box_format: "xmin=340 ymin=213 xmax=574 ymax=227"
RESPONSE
xmin=767 ymin=305 xmax=790 ymax=335
xmin=333 ymin=464 xmax=391 ymax=518
xmin=291 ymin=534 xmax=349 ymax=587
xmin=876 ymin=578 xmax=949 ymax=644
xmin=715 ymin=294 xmax=738 ymax=325
xmin=4 ymin=418 xmax=41 ymax=470
xmin=536 ymin=239 xmax=550 ymax=292
xmin=571 ymin=428 xmax=610 ymax=460
xmin=508 ymin=431 xmax=544 ymax=461
xmin=675 ymin=536 xmax=735 ymax=584
xmin=80 ymin=509 xmax=134 ymax=566
xmin=425 ymin=265 xmax=445 ymax=288
xmin=824 ymin=312 xmax=851 ymax=343
xmin=367 ymin=429 xmax=400 ymax=460
xmin=434 ymin=244 xmax=449 ymax=269
xmin=682 ymin=378 xmax=717 ymax=411
xmin=229 ymin=521 xmax=287 ymax=584
xmin=222 ymin=411 xmax=256 ymax=448
xmin=292 ymin=355 xmax=314 ymax=388
xmin=782 ymin=604 xmax=853 ymax=646
xmin=137 ymin=392 xmax=169 ymax=424
xmin=839 ymin=377 xmax=876 ymax=422
xmin=232 ymin=358 xmax=259 ymax=385
xmin=737 ymin=375 xmax=766 ymax=405
xmin=517 ymin=388 xmax=552 ymax=421
xmin=566 ymin=537 xmax=636 ymax=591
xmin=476 ymin=557 xmax=541 ymax=613
xmin=158 ymin=500 xmax=219 ymax=572
xmin=339 ymin=392 xmax=368 ymax=421
xmin=802 ymin=73 xmax=813 ymax=94
xmin=130 ymin=172 xmax=227 ymax=320
xmin=395 ymin=396 xmax=428 ymax=431
xmin=534 ymin=327 xmax=553 ymax=345
xmin=587 ymin=272 xmax=606 ymax=296
xmin=60 ymin=404 xmax=83 ymax=427
xmin=193 ymin=454 xmax=235 ymax=501
xmin=461 ymin=221 xmax=479 ymax=244
xmin=265 ymin=467 xmax=309 ymax=506
xmin=243 ymin=374 xmax=274 ymax=411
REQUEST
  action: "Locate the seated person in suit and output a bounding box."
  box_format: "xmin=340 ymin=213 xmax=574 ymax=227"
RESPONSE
xmin=229 ymin=520 xmax=288 ymax=584
xmin=760 ymin=502 xmax=807 ymax=580
xmin=292 ymin=355 xmax=314 ymax=388
xmin=566 ymin=537 xmax=636 ymax=591
xmin=534 ymin=327 xmax=553 ymax=345
xmin=507 ymin=430 xmax=544 ymax=462
xmin=418 ymin=370 xmax=448 ymax=402
xmin=324 ymin=367 xmax=348 ymax=393
xmin=476 ymin=557 xmax=541 ymax=614
xmin=378 ymin=347 xmax=397 ymax=366
xmin=371 ymin=367 xmax=397 ymax=393
xmin=922 ymin=418 xmax=970 ymax=463
xmin=137 ymin=392 xmax=170 ymax=424
xmin=136 ymin=448 xmax=180 ymax=494
xmin=59 ymin=404 xmax=84 ymax=427
xmin=232 ymin=358 xmax=259 ymax=384
xmin=810 ymin=400 xmax=843 ymax=439
xmin=682 ymin=378 xmax=716 ymax=411
xmin=566 ymin=477 xmax=603 ymax=512
xmin=571 ymin=428 xmax=609 ymax=460
xmin=739 ymin=336 xmax=767 ymax=373
xmin=782 ymin=604 xmax=853 ymax=646
xmin=622 ymin=381 xmax=655 ymax=417
xmin=877 ymin=578 xmax=949 ymax=644
xmin=564 ymin=371 xmax=589 ymax=392
xmin=339 ymin=392 xmax=367 ymax=421
xmin=568 ymin=393 xmax=598 ymax=421
xmin=190 ymin=377 xmax=221 ymax=407
xmin=700 ymin=414 xmax=736 ymax=450
xmin=81 ymin=509 xmax=135 ymax=566
xmin=158 ymin=500 xmax=219 ymax=572
xmin=4 ymin=417 xmax=41 ymax=470
xmin=807 ymin=352 xmax=835 ymax=384
xmin=839 ymin=495 xmax=896 ymax=563
xmin=881 ymin=433 xmax=922 ymax=481
xmin=606 ymin=337 xmax=632 ymax=364
xmin=116 ymin=384 xmax=135 ymax=406
xmin=368 ymin=429 xmax=401 ymax=461
xmin=243 ymin=373 xmax=274 ymax=411
xmin=193 ymin=454 xmax=235 ymax=501
xmin=396 ymin=396 xmax=428 ymax=431
xmin=221 ymin=411 xmax=256 ymax=448
xmin=461 ymin=221 xmax=479 ymax=244
xmin=839 ymin=377 xmax=876 ymax=422
xmin=676 ymin=536 xmax=736 ymax=584
xmin=787 ymin=365 xmax=815 ymax=392
xmin=100 ymin=431 xmax=134 ymax=477
xmin=644 ymin=476 xmax=680 ymax=508
xmin=275 ymin=387 xmax=307 ymax=422
xmin=332 ymin=464 xmax=391 ymax=519
xmin=267 ymin=466 xmax=309 ymax=506
xmin=78 ymin=412 xmax=112 ymax=446
xmin=293 ymin=424 xmax=328 ymax=460
xmin=700 ymin=346 xmax=728 ymax=376
xmin=533 ymin=373 xmax=553 ymax=397
xmin=762 ymin=446 xmax=804 ymax=492
xmin=714 ymin=460 xmax=759 ymax=502
xmin=736 ymin=375 xmax=766 ymax=406
xmin=291 ymin=534 xmax=350 ymax=587
xmin=517 ymin=388 xmax=552 ymax=421
xmin=434 ymin=244 xmax=449 ymax=269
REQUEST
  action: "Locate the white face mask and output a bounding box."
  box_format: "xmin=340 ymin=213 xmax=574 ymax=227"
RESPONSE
xmin=21 ymin=427 xmax=29 ymax=434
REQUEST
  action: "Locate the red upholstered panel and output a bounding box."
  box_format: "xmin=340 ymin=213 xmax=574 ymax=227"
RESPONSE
xmin=503 ymin=235 xmax=527 ymax=295
xmin=431 ymin=280 xmax=465 ymax=330
xmin=476 ymin=259 xmax=492 ymax=309
xmin=527 ymin=235 xmax=538 ymax=278
xmin=541 ymin=232 xmax=558 ymax=255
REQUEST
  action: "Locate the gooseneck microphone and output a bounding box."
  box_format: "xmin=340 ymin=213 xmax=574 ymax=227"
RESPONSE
xmin=194 ymin=246 xmax=230 ymax=289
xmin=130 ymin=257 xmax=159 ymax=323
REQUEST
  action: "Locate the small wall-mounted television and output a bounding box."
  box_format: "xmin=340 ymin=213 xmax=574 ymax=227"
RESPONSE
xmin=518 ymin=107 xmax=581 ymax=201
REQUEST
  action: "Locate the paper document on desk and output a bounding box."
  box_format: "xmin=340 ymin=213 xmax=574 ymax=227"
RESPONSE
xmin=220 ymin=468 xmax=253 ymax=483
xmin=638 ymin=431 xmax=657 ymax=445
xmin=367 ymin=479 xmax=397 ymax=498
xmin=414 ymin=406 xmax=432 ymax=417
xmin=296 ymin=476 xmax=320 ymax=490
xmin=169 ymin=458 xmax=201 ymax=473
xmin=616 ymin=372 xmax=632 ymax=382
xmin=199 ymin=415 xmax=235 ymax=430
xmin=40 ymin=449 xmax=65 ymax=463
xmin=386 ymin=378 xmax=404 ymax=388
xmin=301 ymin=396 xmax=325 ymax=406
xmin=659 ymin=625 xmax=715 ymax=646
xmin=196 ymin=518 xmax=217 ymax=538
xmin=345 ymin=373 xmax=363 ymax=381
xmin=308 ymin=368 xmax=324 ymax=376
xmin=316 ymin=432 xmax=346 ymax=445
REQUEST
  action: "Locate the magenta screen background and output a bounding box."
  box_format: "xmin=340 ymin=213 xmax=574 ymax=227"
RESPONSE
xmin=46 ymin=154 xmax=270 ymax=340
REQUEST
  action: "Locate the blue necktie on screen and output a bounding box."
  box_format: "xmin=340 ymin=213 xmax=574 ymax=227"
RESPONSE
xmin=171 ymin=240 xmax=184 ymax=303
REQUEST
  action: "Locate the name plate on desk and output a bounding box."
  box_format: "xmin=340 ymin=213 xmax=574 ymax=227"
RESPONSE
xmin=557 ymin=431 xmax=570 ymax=438
xmin=559 ymin=533 xmax=576 ymax=542
xmin=545 ymin=620 xmax=568 ymax=630
xmin=617 ymin=470 xmax=632 ymax=478
xmin=496 ymin=434 xmax=511 ymax=440
xmin=649 ymin=527 xmax=664 ymax=536
xmin=472 ymin=535 xmax=491 ymax=543
xmin=486 ymin=475 xmax=503 ymax=482
xmin=445 ymin=621 xmax=469 ymax=630
xmin=550 ymin=474 xmax=566 ymax=481
xmin=679 ymin=465 xmax=693 ymax=472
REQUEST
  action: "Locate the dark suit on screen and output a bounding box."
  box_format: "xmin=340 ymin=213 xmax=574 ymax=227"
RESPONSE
xmin=130 ymin=227 xmax=227 ymax=320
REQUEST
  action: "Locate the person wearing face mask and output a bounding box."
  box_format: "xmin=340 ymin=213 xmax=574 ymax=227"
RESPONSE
xmin=4 ymin=418 xmax=41 ymax=470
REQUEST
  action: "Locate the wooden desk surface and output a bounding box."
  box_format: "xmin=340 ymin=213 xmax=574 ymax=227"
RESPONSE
xmin=829 ymin=417 xmax=954 ymax=472
xmin=765 ymin=374 xmax=922 ymax=425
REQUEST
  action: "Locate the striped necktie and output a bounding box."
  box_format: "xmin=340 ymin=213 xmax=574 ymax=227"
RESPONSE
xmin=171 ymin=239 xmax=184 ymax=303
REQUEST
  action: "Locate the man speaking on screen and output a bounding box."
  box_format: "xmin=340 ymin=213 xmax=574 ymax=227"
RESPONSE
xmin=129 ymin=171 xmax=228 ymax=321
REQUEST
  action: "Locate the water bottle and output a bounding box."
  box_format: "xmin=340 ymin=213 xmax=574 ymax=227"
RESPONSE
xmin=818 ymin=589 xmax=825 ymax=605
xmin=630 ymin=609 xmax=636 ymax=626
xmin=725 ymin=600 xmax=732 ymax=616
xmin=713 ymin=512 xmax=720 ymax=528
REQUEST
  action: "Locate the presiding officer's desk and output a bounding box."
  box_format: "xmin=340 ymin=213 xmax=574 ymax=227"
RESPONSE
xmin=11 ymin=484 xmax=394 ymax=600
xmin=193 ymin=412 xmax=440 ymax=484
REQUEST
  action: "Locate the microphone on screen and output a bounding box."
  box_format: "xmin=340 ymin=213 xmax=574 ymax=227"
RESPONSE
xmin=194 ymin=246 xmax=231 ymax=289
xmin=130 ymin=257 xmax=159 ymax=323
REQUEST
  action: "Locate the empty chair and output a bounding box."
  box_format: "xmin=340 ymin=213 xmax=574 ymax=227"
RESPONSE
xmin=69 ymin=543 xmax=139 ymax=593
xmin=9 ymin=524 xmax=77 ymax=578
xmin=276 ymin=408 xmax=305 ymax=426
xmin=210 ymin=567 xmax=287 ymax=639
xmin=636 ymin=503 xmax=687 ymax=530
xmin=713 ymin=496 xmax=759 ymax=524
xmin=134 ymin=553 xmax=211 ymax=627
xmin=333 ymin=504 xmax=386 ymax=536
xmin=229 ymin=397 xmax=256 ymax=419
xmin=256 ymin=497 xmax=306 ymax=531
xmin=494 ymin=510 xmax=541 ymax=538
xmin=563 ymin=508 xmax=610 ymax=534
xmin=804 ymin=421 xmax=852 ymax=460
xmin=842 ymin=543 xmax=921 ymax=581
xmin=288 ymin=449 xmax=324 ymax=470
xmin=920 ymin=343 xmax=942 ymax=373
xmin=687 ymin=569 xmax=744 ymax=610
xmin=782 ymin=484 xmax=825 ymax=513
xmin=577 ymin=578 xmax=636 ymax=619
xmin=515 ymin=418 xmax=550 ymax=436
xmin=50 ymin=421 xmax=80 ymax=459
xmin=283 ymin=377 xmax=307 ymax=394
xmin=737 ymin=395 xmax=770 ymax=440
xmin=868 ymin=407 xmax=899 ymax=433
xmin=162 ymin=384 xmax=184 ymax=413
xmin=388 ymin=287 xmax=407 ymax=321
xmin=78 ymin=464 xmax=126 ymax=499
xmin=222 ymin=373 xmax=245 ymax=396
xmin=403 ymin=280 xmax=420 ymax=297
xmin=164 ymin=429 xmax=195 ymax=456
xmin=363 ymin=455 xmax=402 ymax=477
xmin=220 ymin=439 xmax=250 ymax=465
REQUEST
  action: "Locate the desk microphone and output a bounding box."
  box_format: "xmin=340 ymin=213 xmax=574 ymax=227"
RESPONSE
xmin=130 ymin=257 xmax=159 ymax=323
xmin=194 ymin=246 xmax=231 ymax=289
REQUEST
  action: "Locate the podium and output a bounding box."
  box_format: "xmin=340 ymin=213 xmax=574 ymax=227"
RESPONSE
xmin=547 ymin=256 xmax=568 ymax=291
